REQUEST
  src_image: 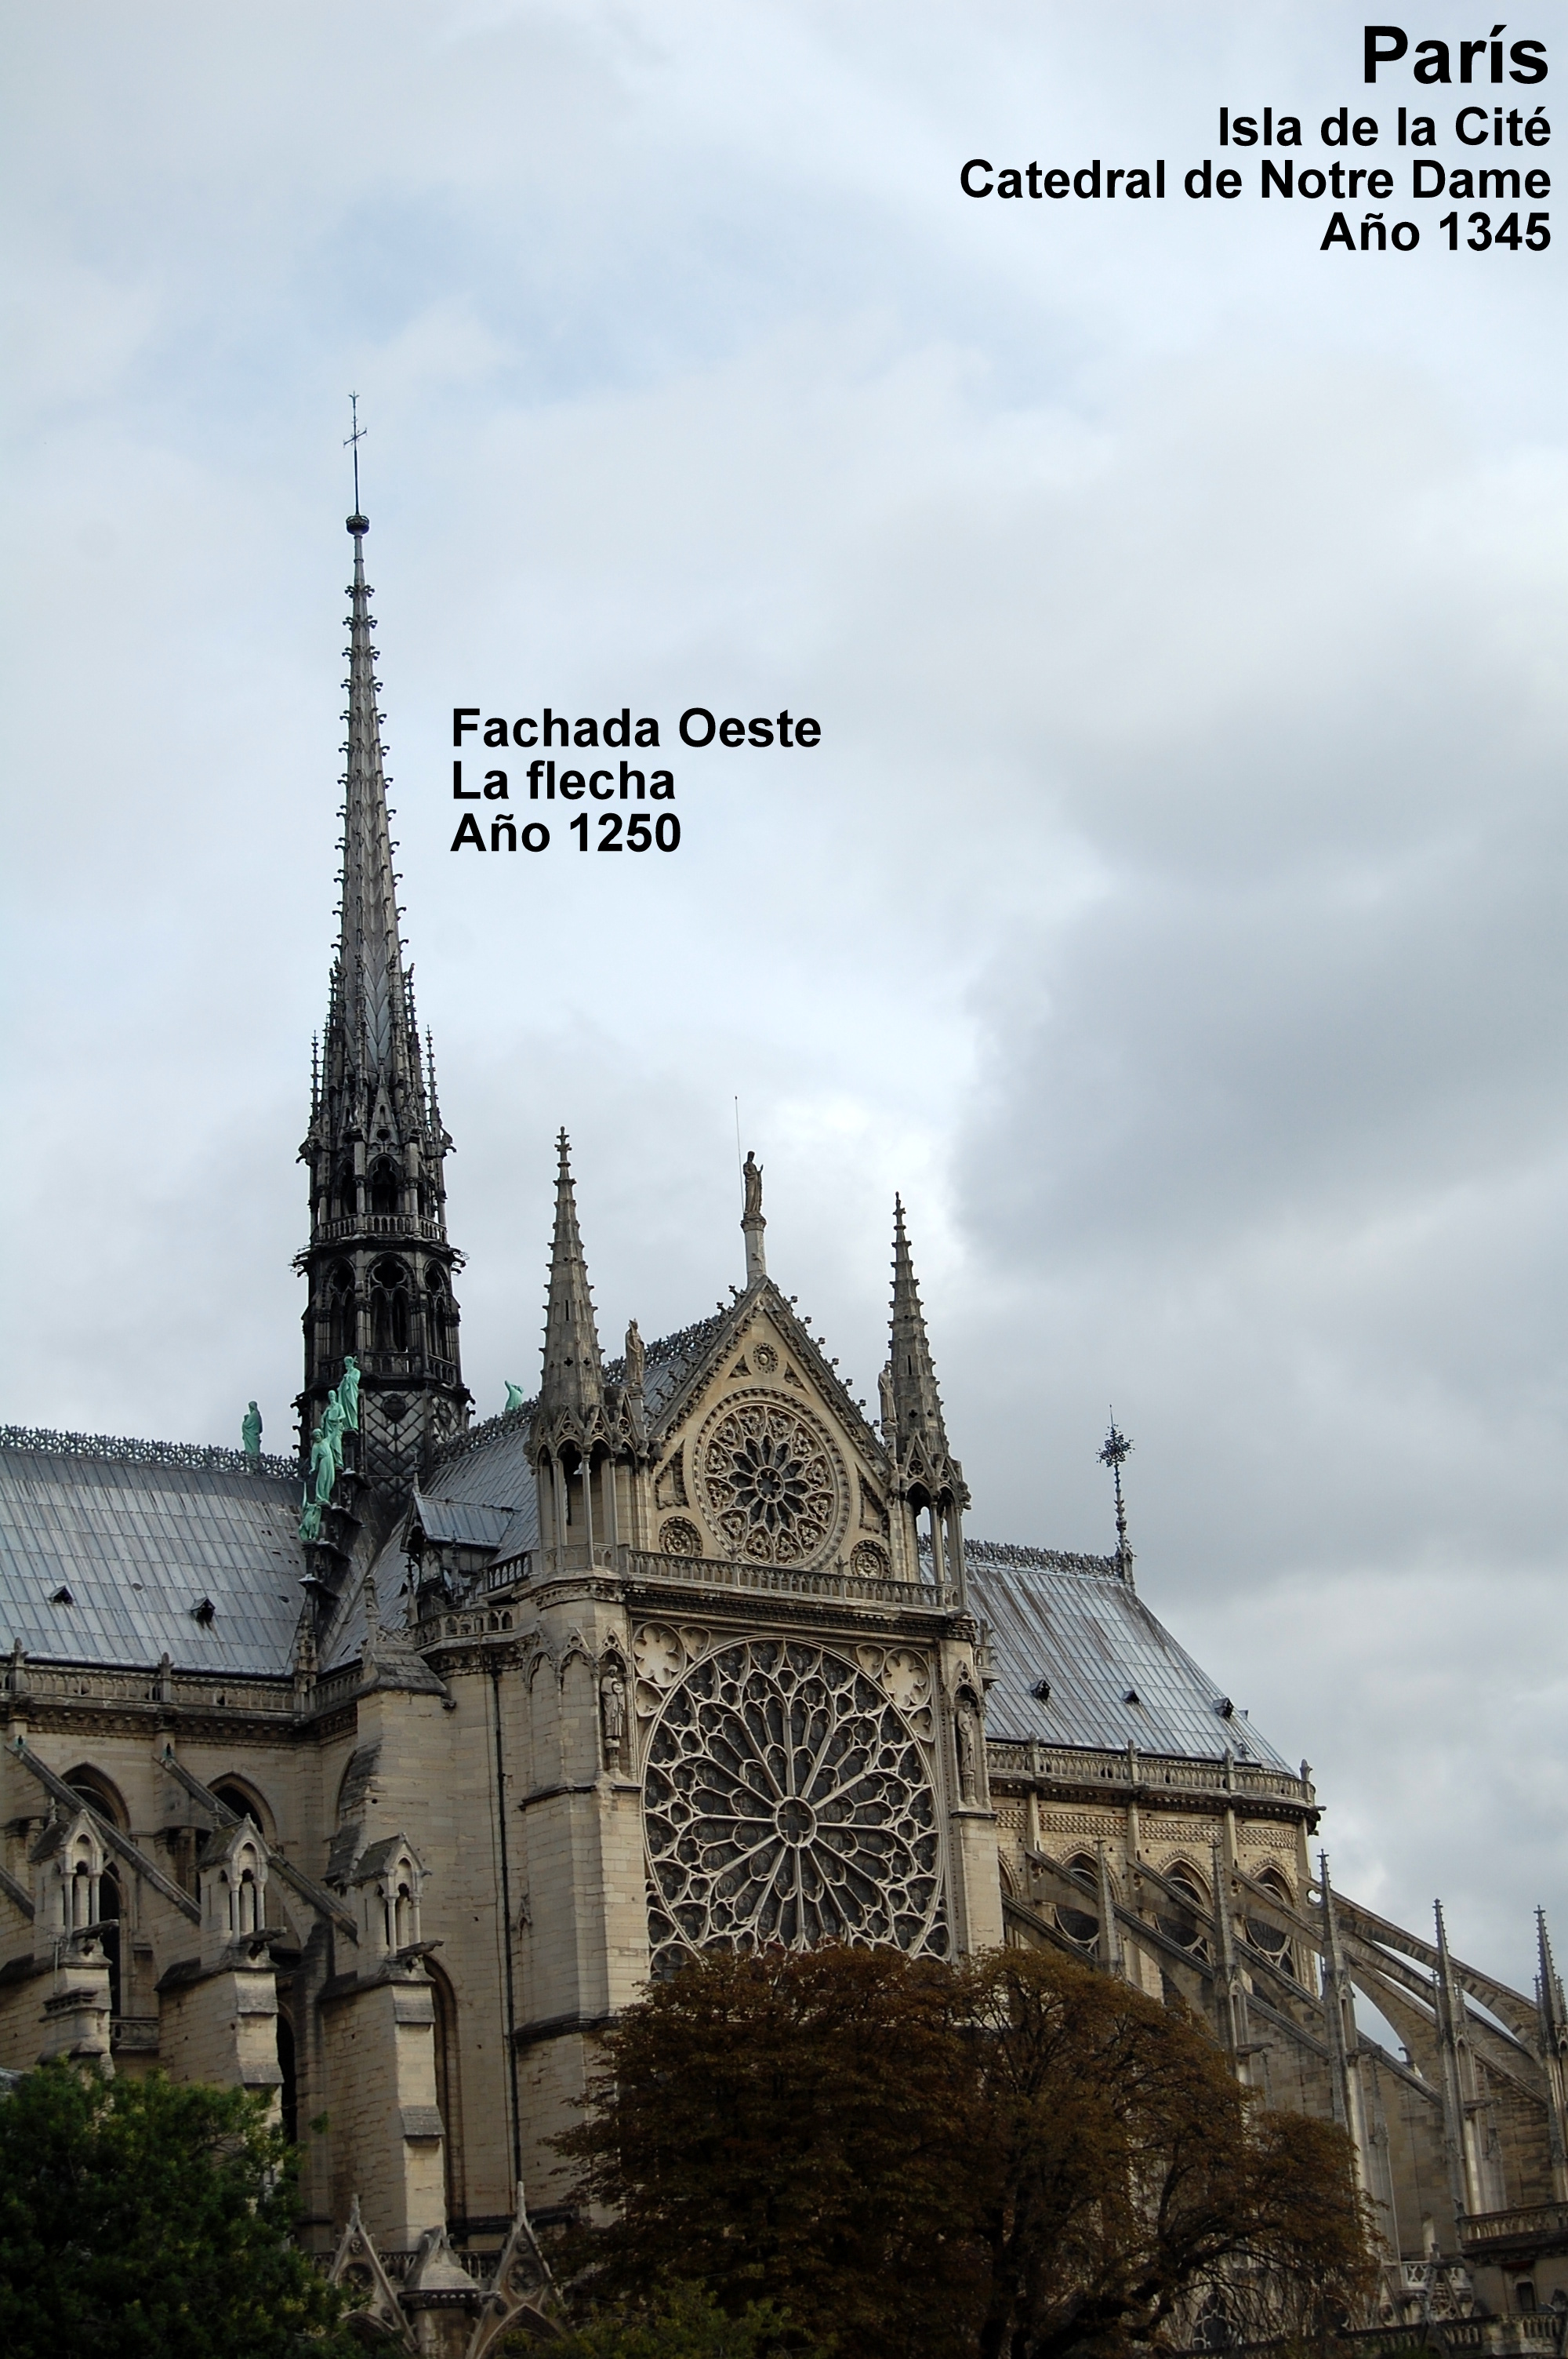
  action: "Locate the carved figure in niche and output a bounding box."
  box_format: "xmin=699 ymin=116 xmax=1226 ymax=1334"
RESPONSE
xmin=336 ymin=1354 xmax=361 ymax=1430
xmin=878 ymin=1363 xmax=896 ymax=1438
xmin=504 ymin=1380 xmax=526 ymax=1413
xmin=955 ymin=1690 xmax=982 ymax=1805
xmin=624 ymin=1320 xmax=645 ymax=1392
xmin=241 ymin=1401 xmax=263 ymax=1458
xmin=742 ymin=1150 xmax=763 ymax=1220
xmin=600 ymin=1669 xmax=629 ymax=1773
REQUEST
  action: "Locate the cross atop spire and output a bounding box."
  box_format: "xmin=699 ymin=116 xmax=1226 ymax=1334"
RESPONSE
xmin=1098 ymin=1413 xmax=1134 ymax=1583
xmin=539 ymin=1132 xmax=604 ymax=1423
xmin=345 ymin=391 xmax=367 ymax=519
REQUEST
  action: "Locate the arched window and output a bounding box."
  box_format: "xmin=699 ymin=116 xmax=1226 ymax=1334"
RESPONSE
xmin=326 ymin=1263 xmax=357 ymax=1361
xmin=1246 ymin=1867 xmax=1296 ymax=1977
xmin=65 ymin=1765 xmax=127 ymax=1830
xmin=211 ymin=1777 xmax=274 ymax=1844
xmin=1055 ymin=1853 xmax=1101 ymax=1950
xmin=332 ymin=1160 xmax=358 ymax=1223
xmin=1157 ymin=1863 xmax=1209 ymax=1957
xmin=371 ymin=1258 xmax=411 ymax=1352
xmin=425 ymin=1267 xmax=452 ymax=1360
xmin=368 ymin=1158 xmax=400 ymax=1219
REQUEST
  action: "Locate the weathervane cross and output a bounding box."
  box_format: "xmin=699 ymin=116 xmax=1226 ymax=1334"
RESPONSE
xmin=345 ymin=393 xmax=367 ymax=512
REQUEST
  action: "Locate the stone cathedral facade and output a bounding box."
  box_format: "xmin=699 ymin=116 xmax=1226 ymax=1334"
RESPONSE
xmin=1 ymin=510 xmax=1565 ymax=2357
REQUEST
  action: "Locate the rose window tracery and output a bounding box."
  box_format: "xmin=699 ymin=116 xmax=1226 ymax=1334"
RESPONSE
xmin=695 ymin=1396 xmax=844 ymax=1565
xmin=644 ymin=1638 xmax=947 ymax=1976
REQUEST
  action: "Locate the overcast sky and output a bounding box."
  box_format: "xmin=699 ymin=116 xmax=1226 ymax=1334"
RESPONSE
xmin=2 ymin=1 xmax=1564 ymax=1994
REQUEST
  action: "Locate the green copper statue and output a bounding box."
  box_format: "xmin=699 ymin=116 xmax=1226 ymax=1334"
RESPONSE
xmin=241 ymin=1401 xmax=263 ymax=1458
xmin=336 ymin=1354 xmax=361 ymax=1431
xmin=319 ymin=1392 xmax=348 ymax=1478
xmin=299 ymin=1495 xmax=324 ymax=1545
xmin=504 ymin=1380 xmax=525 ymax=1413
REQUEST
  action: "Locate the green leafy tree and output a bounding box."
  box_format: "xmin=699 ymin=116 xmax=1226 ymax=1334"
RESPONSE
xmin=0 ymin=2063 xmax=360 ymax=2359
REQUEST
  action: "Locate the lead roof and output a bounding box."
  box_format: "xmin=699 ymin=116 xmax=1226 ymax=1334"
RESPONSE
xmin=0 ymin=1430 xmax=1289 ymax=1772
xmin=0 ymin=1435 xmax=304 ymax=1677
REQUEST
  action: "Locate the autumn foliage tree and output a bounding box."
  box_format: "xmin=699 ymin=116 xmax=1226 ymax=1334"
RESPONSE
xmin=557 ymin=1943 xmax=1377 ymax=2359
xmin=556 ymin=1943 xmax=985 ymax=2358
xmin=963 ymin=1948 xmax=1377 ymax=2359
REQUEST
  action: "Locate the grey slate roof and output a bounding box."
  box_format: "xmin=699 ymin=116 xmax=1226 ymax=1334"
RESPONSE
xmin=409 ymin=1493 xmax=519 ymax=1550
xmin=0 ymin=1427 xmax=1289 ymax=1778
xmin=422 ymin=1410 xmax=535 ymax=1508
xmin=964 ymin=1541 xmax=1290 ymax=1769
xmin=0 ymin=1435 xmax=306 ymax=1676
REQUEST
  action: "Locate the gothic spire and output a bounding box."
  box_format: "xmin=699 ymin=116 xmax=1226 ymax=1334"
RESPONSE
xmin=887 ymin=1196 xmax=948 ymax=1454
xmin=331 ymin=509 xmax=421 ymax=1131
xmin=539 ymin=1132 xmax=604 ymax=1423
xmin=296 ymin=475 xmax=468 ymax=1488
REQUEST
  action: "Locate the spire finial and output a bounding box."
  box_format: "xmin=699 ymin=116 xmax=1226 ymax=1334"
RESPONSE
xmin=345 ymin=393 xmax=368 ymax=528
xmin=1098 ymin=1412 xmax=1134 ymax=1580
xmin=740 ymin=1148 xmax=766 ymax=1283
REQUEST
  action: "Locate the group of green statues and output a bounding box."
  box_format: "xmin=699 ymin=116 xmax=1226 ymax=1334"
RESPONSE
xmin=296 ymin=1356 xmax=361 ymax=1544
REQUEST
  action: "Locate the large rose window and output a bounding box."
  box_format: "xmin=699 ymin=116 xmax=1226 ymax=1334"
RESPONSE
xmin=695 ymin=1395 xmax=844 ymax=1565
xmin=644 ymin=1638 xmax=947 ymax=1976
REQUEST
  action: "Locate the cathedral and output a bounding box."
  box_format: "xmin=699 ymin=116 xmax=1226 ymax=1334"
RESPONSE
xmin=2 ymin=506 xmax=1564 ymax=2357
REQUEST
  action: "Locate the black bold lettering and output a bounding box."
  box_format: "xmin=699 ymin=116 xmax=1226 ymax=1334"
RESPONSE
xmin=1364 ymin=26 xmax=1408 ymax=81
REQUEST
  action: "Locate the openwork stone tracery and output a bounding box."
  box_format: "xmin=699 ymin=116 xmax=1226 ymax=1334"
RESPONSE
xmin=644 ymin=1637 xmax=947 ymax=1976
xmin=694 ymin=1394 xmax=846 ymax=1566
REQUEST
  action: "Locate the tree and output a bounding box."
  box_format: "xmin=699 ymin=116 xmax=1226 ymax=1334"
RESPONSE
xmin=519 ymin=2281 xmax=820 ymax=2359
xmin=557 ymin=1944 xmax=1377 ymax=2359
xmin=963 ymin=1946 xmax=1379 ymax=2359
xmin=0 ymin=2063 xmax=360 ymax=2359
xmin=555 ymin=1943 xmax=987 ymax=2359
